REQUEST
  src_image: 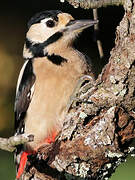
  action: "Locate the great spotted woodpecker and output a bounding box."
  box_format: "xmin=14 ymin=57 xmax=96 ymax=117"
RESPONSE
xmin=14 ymin=10 xmax=97 ymax=179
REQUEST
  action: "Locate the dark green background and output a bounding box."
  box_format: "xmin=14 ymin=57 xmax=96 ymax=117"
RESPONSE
xmin=0 ymin=0 xmax=134 ymax=179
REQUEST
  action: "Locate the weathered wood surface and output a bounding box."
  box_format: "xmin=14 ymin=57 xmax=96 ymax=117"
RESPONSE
xmin=60 ymin=0 xmax=124 ymax=9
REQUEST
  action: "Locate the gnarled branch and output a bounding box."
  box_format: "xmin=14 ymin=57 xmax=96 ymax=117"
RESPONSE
xmin=0 ymin=134 xmax=34 ymax=152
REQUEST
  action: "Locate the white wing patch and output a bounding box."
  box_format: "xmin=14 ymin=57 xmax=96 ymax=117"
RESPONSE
xmin=27 ymin=83 xmax=35 ymax=101
xmin=16 ymin=60 xmax=29 ymax=95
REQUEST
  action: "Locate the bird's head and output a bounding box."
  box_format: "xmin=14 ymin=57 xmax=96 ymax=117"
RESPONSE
xmin=23 ymin=10 xmax=98 ymax=59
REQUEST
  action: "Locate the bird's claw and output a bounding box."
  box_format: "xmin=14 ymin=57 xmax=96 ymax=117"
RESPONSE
xmin=66 ymin=75 xmax=94 ymax=112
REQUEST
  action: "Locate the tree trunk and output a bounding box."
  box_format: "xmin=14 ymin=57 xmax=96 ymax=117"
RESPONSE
xmin=16 ymin=0 xmax=135 ymax=179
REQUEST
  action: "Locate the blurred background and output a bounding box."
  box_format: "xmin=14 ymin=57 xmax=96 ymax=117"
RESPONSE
xmin=0 ymin=0 xmax=134 ymax=179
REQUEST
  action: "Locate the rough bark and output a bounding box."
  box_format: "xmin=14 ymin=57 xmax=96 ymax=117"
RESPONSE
xmin=16 ymin=0 xmax=135 ymax=179
xmin=60 ymin=0 xmax=124 ymax=9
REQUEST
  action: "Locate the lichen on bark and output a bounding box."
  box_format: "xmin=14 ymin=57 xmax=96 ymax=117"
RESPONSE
xmin=60 ymin=0 xmax=124 ymax=9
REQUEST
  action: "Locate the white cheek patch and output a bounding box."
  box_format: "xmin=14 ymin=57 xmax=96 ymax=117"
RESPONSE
xmin=27 ymin=18 xmax=58 ymax=44
xmin=27 ymin=23 xmax=47 ymax=43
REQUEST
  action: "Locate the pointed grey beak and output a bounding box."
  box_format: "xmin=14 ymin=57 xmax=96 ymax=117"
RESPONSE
xmin=65 ymin=19 xmax=98 ymax=32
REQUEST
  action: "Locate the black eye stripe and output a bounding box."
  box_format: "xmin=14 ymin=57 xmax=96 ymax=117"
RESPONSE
xmin=46 ymin=20 xmax=55 ymax=28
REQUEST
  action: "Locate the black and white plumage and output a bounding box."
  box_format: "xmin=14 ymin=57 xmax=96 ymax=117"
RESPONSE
xmin=15 ymin=10 xmax=63 ymax=135
xmin=14 ymin=10 xmax=97 ymax=179
xmin=15 ymin=59 xmax=35 ymax=134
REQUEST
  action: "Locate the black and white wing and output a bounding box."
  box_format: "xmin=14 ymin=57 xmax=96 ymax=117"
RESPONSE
xmin=14 ymin=59 xmax=35 ymax=135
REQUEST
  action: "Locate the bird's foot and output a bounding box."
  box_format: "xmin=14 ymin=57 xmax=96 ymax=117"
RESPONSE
xmin=66 ymin=75 xmax=94 ymax=112
xmin=37 ymin=144 xmax=53 ymax=161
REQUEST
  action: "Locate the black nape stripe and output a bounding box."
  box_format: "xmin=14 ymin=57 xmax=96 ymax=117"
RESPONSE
xmin=46 ymin=53 xmax=67 ymax=65
xmin=26 ymin=32 xmax=63 ymax=58
xmin=25 ymin=39 xmax=44 ymax=57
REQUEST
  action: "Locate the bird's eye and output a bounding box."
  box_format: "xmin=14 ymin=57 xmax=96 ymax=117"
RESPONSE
xmin=46 ymin=20 xmax=55 ymax=28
